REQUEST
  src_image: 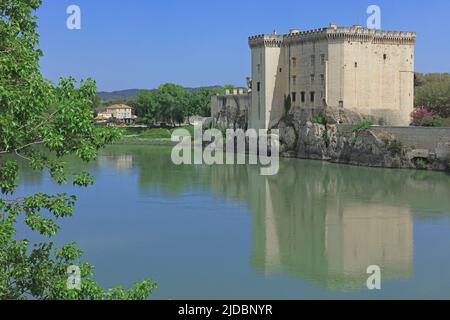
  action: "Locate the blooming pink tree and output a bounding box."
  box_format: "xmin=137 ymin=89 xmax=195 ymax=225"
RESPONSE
xmin=411 ymin=107 xmax=436 ymax=126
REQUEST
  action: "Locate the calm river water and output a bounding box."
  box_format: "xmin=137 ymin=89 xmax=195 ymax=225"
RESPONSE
xmin=15 ymin=145 xmax=450 ymax=299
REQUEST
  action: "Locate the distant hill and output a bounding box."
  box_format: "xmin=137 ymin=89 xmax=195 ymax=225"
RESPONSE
xmin=97 ymin=89 xmax=141 ymax=101
xmin=97 ymin=86 xmax=226 ymax=101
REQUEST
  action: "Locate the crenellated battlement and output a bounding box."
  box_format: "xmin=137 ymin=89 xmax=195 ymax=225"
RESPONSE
xmin=249 ymin=25 xmax=416 ymax=47
xmin=248 ymin=34 xmax=284 ymax=48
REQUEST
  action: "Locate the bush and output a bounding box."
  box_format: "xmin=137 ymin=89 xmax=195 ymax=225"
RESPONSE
xmin=415 ymin=158 xmax=429 ymax=170
xmin=313 ymin=113 xmax=327 ymax=125
xmin=411 ymin=107 xmax=436 ymax=126
xmin=411 ymin=108 xmax=445 ymax=127
xmin=421 ymin=115 xmax=445 ymax=127
xmin=355 ymin=120 xmax=373 ymax=131
xmin=387 ymin=139 xmax=403 ymax=156
xmin=392 ymin=156 xmax=401 ymax=168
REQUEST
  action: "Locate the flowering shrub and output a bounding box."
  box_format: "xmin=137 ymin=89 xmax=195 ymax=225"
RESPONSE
xmin=411 ymin=108 xmax=436 ymax=126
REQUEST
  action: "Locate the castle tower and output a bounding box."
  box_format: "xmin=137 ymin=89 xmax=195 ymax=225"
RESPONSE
xmin=248 ymin=25 xmax=417 ymax=129
xmin=248 ymin=34 xmax=285 ymax=130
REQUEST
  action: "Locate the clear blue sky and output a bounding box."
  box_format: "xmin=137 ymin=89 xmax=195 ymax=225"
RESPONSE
xmin=37 ymin=0 xmax=450 ymax=91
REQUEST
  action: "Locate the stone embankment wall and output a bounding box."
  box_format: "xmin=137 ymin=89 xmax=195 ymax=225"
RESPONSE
xmin=279 ymin=118 xmax=450 ymax=171
xmin=375 ymin=126 xmax=450 ymax=159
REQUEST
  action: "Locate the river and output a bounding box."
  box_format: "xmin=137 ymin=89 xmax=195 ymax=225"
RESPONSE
xmin=14 ymin=145 xmax=450 ymax=299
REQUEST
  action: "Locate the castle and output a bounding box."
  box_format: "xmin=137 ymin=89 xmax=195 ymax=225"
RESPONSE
xmin=212 ymin=24 xmax=417 ymax=130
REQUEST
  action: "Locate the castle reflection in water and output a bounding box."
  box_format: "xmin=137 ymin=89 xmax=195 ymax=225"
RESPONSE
xmin=99 ymin=146 xmax=450 ymax=291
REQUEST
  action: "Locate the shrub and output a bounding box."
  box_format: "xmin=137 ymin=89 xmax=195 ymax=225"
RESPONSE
xmin=415 ymin=158 xmax=429 ymax=170
xmin=322 ymin=130 xmax=330 ymax=147
xmin=392 ymin=156 xmax=401 ymax=168
xmin=313 ymin=113 xmax=327 ymax=125
xmin=411 ymin=107 xmax=436 ymax=125
xmin=387 ymin=139 xmax=403 ymax=156
xmin=421 ymin=115 xmax=445 ymax=127
xmin=444 ymin=118 xmax=450 ymax=127
xmin=411 ymin=107 xmax=445 ymax=126
xmin=355 ymin=120 xmax=373 ymax=131
xmin=284 ymin=95 xmax=292 ymax=116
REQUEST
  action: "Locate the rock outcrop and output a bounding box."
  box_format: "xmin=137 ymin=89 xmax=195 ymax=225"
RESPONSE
xmin=279 ymin=116 xmax=416 ymax=169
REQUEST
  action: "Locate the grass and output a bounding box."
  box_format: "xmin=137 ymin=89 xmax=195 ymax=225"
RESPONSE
xmin=355 ymin=120 xmax=374 ymax=131
xmin=118 ymin=125 xmax=196 ymax=146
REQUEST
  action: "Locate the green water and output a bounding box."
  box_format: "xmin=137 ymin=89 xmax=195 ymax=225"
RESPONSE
xmin=15 ymin=145 xmax=450 ymax=299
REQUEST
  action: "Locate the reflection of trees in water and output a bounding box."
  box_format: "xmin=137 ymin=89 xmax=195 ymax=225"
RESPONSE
xmin=38 ymin=145 xmax=450 ymax=291
xmin=98 ymin=146 xmax=450 ymax=290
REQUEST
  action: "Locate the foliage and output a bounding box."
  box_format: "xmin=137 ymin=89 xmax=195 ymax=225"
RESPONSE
xmin=421 ymin=115 xmax=444 ymax=127
xmin=0 ymin=0 xmax=156 ymax=299
xmin=134 ymin=128 xmax=172 ymax=139
xmin=354 ymin=120 xmax=373 ymax=131
xmin=391 ymin=156 xmax=401 ymax=168
xmin=415 ymin=158 xmax=429 ymax=170
xmin=411 ymin=107 xmax=436 ymax=126
xmin=322 ymin=130 xmax=330 ymax=148
xmin=313 ymin=113 xmax=327 ymax=126
xmin=415 ymin=73 xmax=450 ymax=118
xmin=284 ymin=95 xmax=292 ymax=116
xmin=130 ymin=86 xmax=224 ymax=126
xmin=410 ymin=107 xmax=445 ymax=127
xmin=387 ymin=139 xmax=403 ymax=157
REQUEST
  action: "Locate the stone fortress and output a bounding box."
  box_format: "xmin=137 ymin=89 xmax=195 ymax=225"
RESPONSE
xmin=249 ymin=23 xmax=416 ymax=129
xmin=212 ymin=23 xmax=416 ymax=129
xmin=211 ymin=24 xmax=450 ymax=170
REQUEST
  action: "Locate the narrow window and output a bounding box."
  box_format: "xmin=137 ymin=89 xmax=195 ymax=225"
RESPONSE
xmin=301 ymin=92 xmax=306 ymax=103
xmin=292 ymin=76 xmax=297 ymax=86
xmin=354 ymin=62 xmax=358 ymax=68
xmin=257 ymin=82 xmax=261 ymax=92
xmin=383 ymin=54 xmax=387 ymax=60
xmin=292 ymin=92 xmax=297 ymax=103
xmin=320 ymin=74 xmax=325 ymax=86
xmin=310 ymin=92 xmax=315 ymax=103
xmin=310 ymin=74 xmax=315 ymax=84
xmin=320 ymin=54 xmax=326 ymax=65
xmin=311 ymin=55 xmax=315 ymax=66
xmin=279 ymin=68 xmax=282 ymax=73
xmin=292 ymin=57 xmax=297 ymax=68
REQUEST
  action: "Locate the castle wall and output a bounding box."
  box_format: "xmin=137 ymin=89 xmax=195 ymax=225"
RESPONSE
xmin=249 ymin=26 xmax=416 ymax=129
xmin=211 ymin=91 xmax=250 ymax=129
xmin=341 ymin=41 xmax=414 ymax=126
xmin=286 ymin=39 xmax=329 ymax=110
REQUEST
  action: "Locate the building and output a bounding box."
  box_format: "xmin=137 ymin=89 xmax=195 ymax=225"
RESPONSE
xmin=211 ymin=88 xmax=251 ymax=129
xmin=95 ymin=104 xmax=137 ymax=124
xmin=106 ymin=104 xmax=133 ymax=119
xmin=248 ymin=24 xmax=416 ymax=129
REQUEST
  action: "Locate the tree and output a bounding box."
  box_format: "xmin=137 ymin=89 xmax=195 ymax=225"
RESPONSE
xmin=415 ymin=73 xmax=450 ymax=118
xmin=189 ymin=87 xmax=223 ymax=117
xmin=133 ymin=90 xmax=159 ymax=125
xmin=155 ymin=83 xmax=188 ymax=125
xmin=0 ymin=0 xmax=156 ymax=299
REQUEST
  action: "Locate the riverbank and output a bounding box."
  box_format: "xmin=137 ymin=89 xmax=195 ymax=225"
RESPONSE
xmin=114 ymin=126 xmax=195 ymax=146
xmin=279 ymin=119 xmax=450 ymax=172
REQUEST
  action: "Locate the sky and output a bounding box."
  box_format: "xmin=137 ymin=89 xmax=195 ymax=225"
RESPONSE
xmin=36 ymin=0 xmax=450 ymax=92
